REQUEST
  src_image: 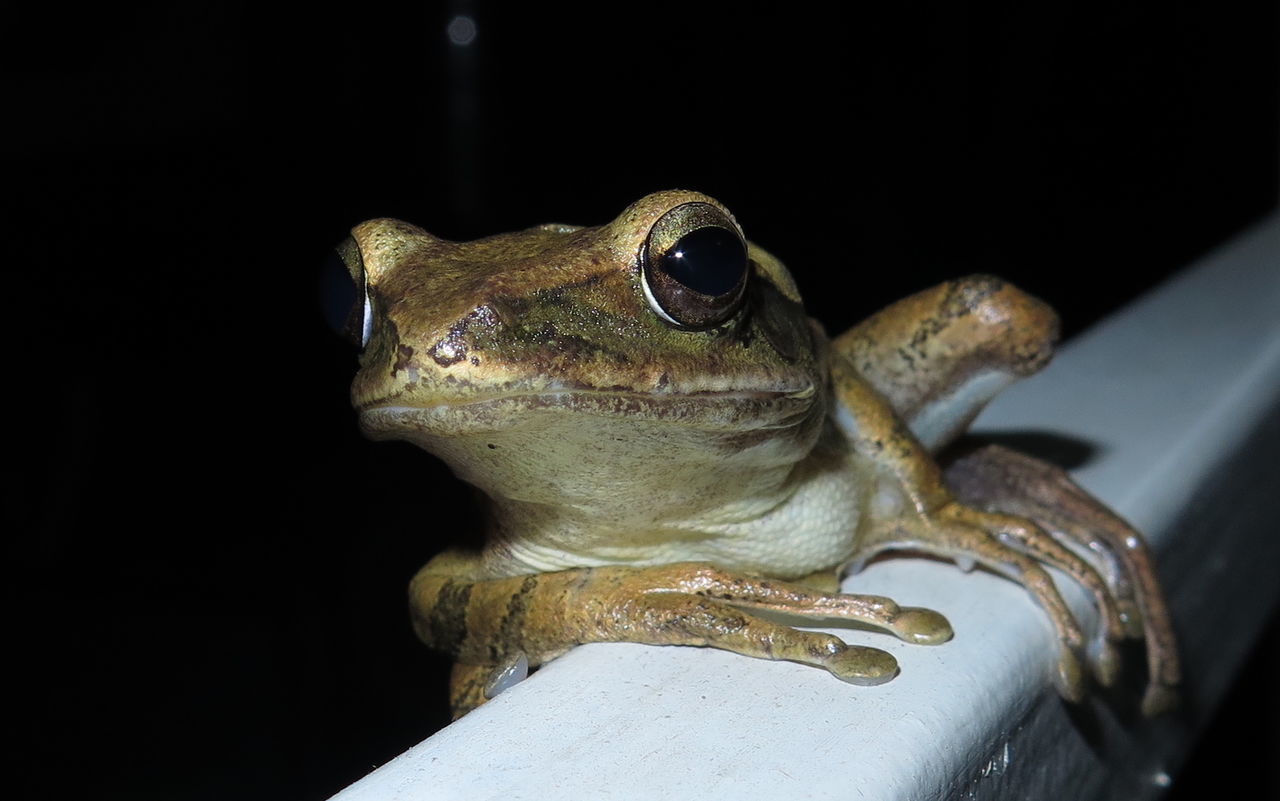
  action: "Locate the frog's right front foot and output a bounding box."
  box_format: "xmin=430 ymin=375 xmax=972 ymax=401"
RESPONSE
xmin=411 ymin=561 xmax=952 ymax=716
xmin=618 ymin=563 xmax=952 ymax=681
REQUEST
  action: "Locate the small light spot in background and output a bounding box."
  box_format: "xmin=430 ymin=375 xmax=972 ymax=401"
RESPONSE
xmin=447 ymin=15 xmax=477 ymax=46
xmin=1152 ymin=770 xmax=1172 ymax=788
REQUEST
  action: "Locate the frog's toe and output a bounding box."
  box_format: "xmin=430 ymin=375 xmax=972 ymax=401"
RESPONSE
xmin=827 ymin=645 xmax=899 ymax=685
xmin=891 ymin=607 xmax=953 ymax=645
xmin=484 ymin=651 xmax=531 ymax=699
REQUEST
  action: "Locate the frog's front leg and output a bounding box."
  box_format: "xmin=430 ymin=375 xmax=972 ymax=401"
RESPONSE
xmin=410 ymin=555 xmax=953 ymax=718
xmin=829 ymin=361 xmax=1126 ymax=703
xmin=828 ymin=275 xmax=1177 ymax=713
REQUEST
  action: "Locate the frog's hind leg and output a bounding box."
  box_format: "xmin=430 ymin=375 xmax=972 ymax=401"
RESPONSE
xmin=943 ymin=443 xmax=1180 ymax=716
xmin=829 ymin=274 xmax=1060 ymax=453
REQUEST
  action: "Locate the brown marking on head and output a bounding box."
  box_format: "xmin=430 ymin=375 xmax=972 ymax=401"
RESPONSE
xmin=394 ymin=343 xmax=416 ymax=374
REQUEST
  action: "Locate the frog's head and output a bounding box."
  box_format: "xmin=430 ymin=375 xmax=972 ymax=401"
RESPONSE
xmin=339 ymin=191 xmax=826 ymax=497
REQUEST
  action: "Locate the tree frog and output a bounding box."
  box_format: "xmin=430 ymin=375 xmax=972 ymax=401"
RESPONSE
xmin=337 ymin=190 xmax=1179 ymax=719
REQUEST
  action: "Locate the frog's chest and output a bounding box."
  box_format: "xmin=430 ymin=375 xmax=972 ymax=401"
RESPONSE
xmin=674 ymin=440 xmax=870 ymax=578
xmin=484 ymin=429 xmax=871 ymax=581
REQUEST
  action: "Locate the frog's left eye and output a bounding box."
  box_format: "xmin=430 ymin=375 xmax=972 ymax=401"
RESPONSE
xmin=641 ymin=202 xmax=749 ymax=329
xmin=328 ymin=236 xmax=374 ymax=349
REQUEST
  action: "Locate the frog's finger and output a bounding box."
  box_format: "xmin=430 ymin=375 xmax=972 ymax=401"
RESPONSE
xmin=827 ymin=645 xmax=901 ymax=685
xmin=944 ymin=444 xmax=1181 ymax=714
xmin=942 ymin=505 xmax=1126 ymax=687
xmin=641 ymin=563 xmax=953 ymax=645
xmin=945 ymin=445 xmax=1139 ymax=623
xmin=592 ymin=592 xmax=901 ymax=684
xmin=927 ymin=520 xmax=1089 ymax=703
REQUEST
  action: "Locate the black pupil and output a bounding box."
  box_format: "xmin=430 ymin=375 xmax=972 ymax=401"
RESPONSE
xmin=659 ymin=226 xmax=746 ymax=297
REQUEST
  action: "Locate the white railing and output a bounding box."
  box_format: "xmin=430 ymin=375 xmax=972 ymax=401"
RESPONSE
xmin=331 ymin=211 xmax=1280 ymax=801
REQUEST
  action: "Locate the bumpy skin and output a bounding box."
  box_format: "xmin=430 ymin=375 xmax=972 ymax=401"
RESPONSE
xmin=341 ymin=191 xmax=1179 ymax=719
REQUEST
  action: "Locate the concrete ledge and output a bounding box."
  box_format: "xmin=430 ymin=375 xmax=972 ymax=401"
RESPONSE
xmin=331 ymin=212 xmax=1280 ymax=801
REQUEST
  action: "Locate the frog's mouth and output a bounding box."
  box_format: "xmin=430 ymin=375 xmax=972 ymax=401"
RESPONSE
xmin=358 ymin=383 xmax=820 ymax=439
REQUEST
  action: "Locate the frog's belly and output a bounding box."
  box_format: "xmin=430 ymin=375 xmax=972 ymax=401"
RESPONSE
xmin=489 ymin=453 xmax=867 ymax=581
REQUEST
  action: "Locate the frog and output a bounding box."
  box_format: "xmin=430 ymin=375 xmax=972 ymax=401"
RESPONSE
xmin=336 ymin=190 xmax=1179 ymax=720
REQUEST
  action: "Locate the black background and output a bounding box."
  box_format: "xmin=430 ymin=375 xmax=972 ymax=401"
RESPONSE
xmin=10 ymin=3 xmax=1277 ymax=799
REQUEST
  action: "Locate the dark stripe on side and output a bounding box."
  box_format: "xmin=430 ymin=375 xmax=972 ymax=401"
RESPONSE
xmin=429 ymin=579 xmax=473 ymax=654
xmin=492 ymin=575 xmax=540 ymax=663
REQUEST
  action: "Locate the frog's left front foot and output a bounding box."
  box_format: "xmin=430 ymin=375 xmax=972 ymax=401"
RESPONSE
xmin=944 ymin=444 xmax=1180 ymax=716
xmin=861 ymin=445 xmax=1180 ymax=715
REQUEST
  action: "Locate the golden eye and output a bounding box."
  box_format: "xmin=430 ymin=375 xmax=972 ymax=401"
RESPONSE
xmin=640 ymin=202 xmax=749 ymax=329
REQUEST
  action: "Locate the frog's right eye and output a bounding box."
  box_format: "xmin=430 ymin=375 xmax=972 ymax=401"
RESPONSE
xmin=327 ymin=236 xmax=374 ymax=349
xmin=641 ymin=202 xmax=749 ymax=330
